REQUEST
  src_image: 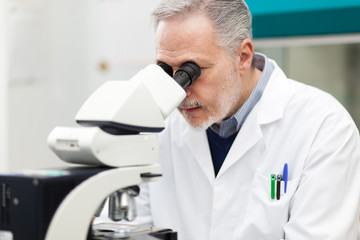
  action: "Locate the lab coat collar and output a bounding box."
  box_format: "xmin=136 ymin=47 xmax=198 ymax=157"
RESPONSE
xmin=183 ymin=127 xmax=216 ymax=183
xmin=257 ymin=59 xmax=286 ymax=125
xmin=217 ymin=109 xmax=264 ymax=178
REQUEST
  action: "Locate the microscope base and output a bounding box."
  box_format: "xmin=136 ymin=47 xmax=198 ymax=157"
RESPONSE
xmin=91 ymin=223 xmax=177 ymax=240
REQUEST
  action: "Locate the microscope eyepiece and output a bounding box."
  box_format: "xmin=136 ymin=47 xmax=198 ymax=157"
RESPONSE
xmin=173 ymin=62 xmax=201 ymax=89
xmin=158 ymin=62 xmax=173 ymax=77
xmin=158 ymin=61 xmax=201 ymax=89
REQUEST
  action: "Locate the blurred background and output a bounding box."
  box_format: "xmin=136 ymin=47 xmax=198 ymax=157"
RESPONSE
xmin=0 ymin=0 xmax=360 ymax=172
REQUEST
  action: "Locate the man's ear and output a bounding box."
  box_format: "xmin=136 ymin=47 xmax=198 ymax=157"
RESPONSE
xmin=236 ymin=39 xmax=254 ymax=75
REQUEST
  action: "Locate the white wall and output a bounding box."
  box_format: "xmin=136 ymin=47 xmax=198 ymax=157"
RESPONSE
xmin=6 ymin=0 xmax=93 ymax=171
xmin=0 ymin=0 xmax=9 ymax=173
xmin=4 ymin=0 xmax=161 ymax=171
xmin=89 ymin=0 xmax=161 ymax=87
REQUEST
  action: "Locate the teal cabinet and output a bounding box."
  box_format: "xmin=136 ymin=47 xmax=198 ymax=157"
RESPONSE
xmin=246 ymin=1 xmax=360 ymax=38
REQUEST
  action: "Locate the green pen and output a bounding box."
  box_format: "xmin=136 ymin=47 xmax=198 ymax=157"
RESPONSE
xmin=271 ymin=174 xmax=276 ymax=199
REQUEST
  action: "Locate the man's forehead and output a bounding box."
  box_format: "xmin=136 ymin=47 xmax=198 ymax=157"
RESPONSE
xmin=156 ymin=15 xmax=216 ymax=48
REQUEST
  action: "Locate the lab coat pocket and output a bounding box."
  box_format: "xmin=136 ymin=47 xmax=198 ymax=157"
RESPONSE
xmin=235 ymin=173 xmax=300 ymax=239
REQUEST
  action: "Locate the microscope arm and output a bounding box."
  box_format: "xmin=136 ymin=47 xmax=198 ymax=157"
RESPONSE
xmin=45 ymin=164 xmax=161 ymax=240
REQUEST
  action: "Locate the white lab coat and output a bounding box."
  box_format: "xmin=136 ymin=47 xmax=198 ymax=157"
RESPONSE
xmin=137 ymin=60 xmax=360 ymax=240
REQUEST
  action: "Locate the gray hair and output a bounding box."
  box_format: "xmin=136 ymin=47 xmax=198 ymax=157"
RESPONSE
xmin=152 ymin=0 xmax=252 ymax=54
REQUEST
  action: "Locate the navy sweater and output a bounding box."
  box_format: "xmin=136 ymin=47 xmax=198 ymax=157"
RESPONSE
xmin=206 ymin=128 xmax=238 ymax=177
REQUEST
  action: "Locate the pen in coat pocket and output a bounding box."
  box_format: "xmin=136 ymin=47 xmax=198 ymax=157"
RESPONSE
xmin=276 ymin=175 xmax=282 ymax=200
xmin=282 ymin=163 xmax=288 ymax=194
xmin=270 ymin=174 xmax=276 ymax=199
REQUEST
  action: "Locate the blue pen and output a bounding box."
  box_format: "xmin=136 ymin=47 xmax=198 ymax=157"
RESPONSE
xmin=283 ymin=163 xmax=288 ymax=193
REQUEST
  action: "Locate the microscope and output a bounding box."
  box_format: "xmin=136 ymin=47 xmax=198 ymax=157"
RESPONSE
xmin=0 ymin=62 xmax=200 ymax=240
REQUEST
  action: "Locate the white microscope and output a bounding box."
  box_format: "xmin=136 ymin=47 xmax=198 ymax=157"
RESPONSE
xmin=0 ymin=62 xmax=200 ymax=240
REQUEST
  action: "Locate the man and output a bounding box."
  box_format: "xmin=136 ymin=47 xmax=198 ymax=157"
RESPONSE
xmin=136 ymin=0 xmax=360 ymax=239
